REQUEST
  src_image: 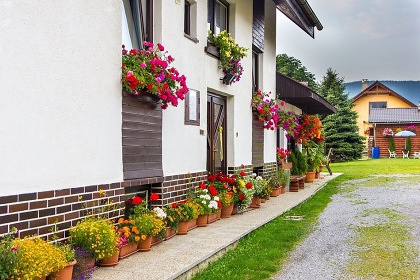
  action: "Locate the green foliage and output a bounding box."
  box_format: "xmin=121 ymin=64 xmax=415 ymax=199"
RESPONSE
xmin=0 ymin=228 xmax=19 ymax=280
xmin=318 ymin=68 xmax=364 ymax=161
xmin=405 ymin=136 xmax=412 ymax=153
xmin=289 ymin=152 xmax=299 ymax=175
xmin=305 ymin=141 xmax=324 ymax=171
xmin=389 ymin=136 xmax=395 ymax=151
xmin=296 ymin=150 xmax=308 ymax=175
xmin=276 ymin=54 xmax=319 ymax=91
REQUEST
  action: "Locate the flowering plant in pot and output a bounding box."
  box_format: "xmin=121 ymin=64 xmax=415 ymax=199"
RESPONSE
xmin=0 ymin=228 xmax=19 ymax=280
xmin=162 ymin=203 xmax=181 ymax=231
xmin=278 ymin=110 xmax=301 ymax=140
xmin=207 ymin=30 xmax=248 ymax=85
xmin=195 ymin=184 xmax=220 ymax=215
xmin=298 ymin=114 xmax=324 ymax=144
xmin=276 ymin=148 xmax=291 ymax=163
xmin=11 ymin=235 xmax=68 ymax=280
xmin=69 ymin=217 xmax=119 ymax=260
xmin=121 ymin=42 xmax=188 ymax=109
xmin=250 ymin=90 xmax=280 ymax=130
xmin=172 ymin=199 xmax=197 ymax=222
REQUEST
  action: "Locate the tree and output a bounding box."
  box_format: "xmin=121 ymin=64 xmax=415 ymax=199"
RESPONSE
xmin=318 ymin=68 xmax=364 ymax=161
xmin=276 ymin=54 xmax=318 ymax=91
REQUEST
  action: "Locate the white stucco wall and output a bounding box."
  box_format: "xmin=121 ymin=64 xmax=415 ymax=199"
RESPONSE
xmin=0 ymin=0 xmax=123 ymax=195
xmin=159 ymin=0 xmax=279 ymax=175
xmin=262 ymin=0 xmax=278 ymax=163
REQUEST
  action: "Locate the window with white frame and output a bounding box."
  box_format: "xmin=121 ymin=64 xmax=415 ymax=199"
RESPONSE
xmin=207 ymin=0 xmax=229 ymax=35
xmin=122 ymin=0 xmax=153 ymax=49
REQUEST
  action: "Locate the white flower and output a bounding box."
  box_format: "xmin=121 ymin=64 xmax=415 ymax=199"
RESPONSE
xmin=252 ymin=173 xmax=257 ymax=177
xmin=203 ymin=189 xmax=208 ymax=193
xmin=214 ymin=196 xmax=219 ymax=201
xmin=153 ymin=207 xmax=167 ymax=219
xmin=256 ymin=176 xmax=262 ymax=180
xmin=204 ymin=194 xmax=211 ymax=200
xmin=201 ymin=200 xmax=207 ymax=205
xmin=209 ymin=200 xmax=218 ymax=209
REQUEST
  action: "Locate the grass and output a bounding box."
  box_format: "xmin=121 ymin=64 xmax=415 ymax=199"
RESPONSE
xmin=190 ymin=159 xmax=420 ymax=280
xmin=347 ymin=208 xmax=419 ymax=279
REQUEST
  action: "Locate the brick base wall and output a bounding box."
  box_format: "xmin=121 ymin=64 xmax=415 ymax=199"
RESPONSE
xmin=0 ymin=172 xmax=207 ymax=238
xmin=0 ymin=165 xmax=279 ymax=238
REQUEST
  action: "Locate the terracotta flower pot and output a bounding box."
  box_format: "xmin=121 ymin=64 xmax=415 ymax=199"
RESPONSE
xmin=188 ymin=218 xmax=197 ymax=230
xmin=197 ymin=214 xmax=209 ymax=227
xmin=165 ymin=226 xmax=177 ymax=240
xmin=137 ymin=235 xmax=152 ymax=252
xmin=249 ymin=195 xmax=261 ymax=208
xmin=97 ymin=251 xmax=119 ymax=267
xmin=216 ymin=208 xmax=222 ymax=220
xmin=151 ymin=235 xmax=163 ymax=246
xmin=280 ymin=186 xmax=286 ymax=194
xmin=208 ymin=213 xmax=218 ymax=224
xmin=305 ymin=171 xmax=315 ymax=183
xmin=119 ymin=243 xmax=138 ymax=259
xmin=177 ymin=220 xmax=189 ymax=235
xmin=270 ymin=188 xmax=280 ymax=197
xmin=220 ymin=203 xmax=234 ymax=218
xmin=47 ymin=259 xmax=77 ymax=280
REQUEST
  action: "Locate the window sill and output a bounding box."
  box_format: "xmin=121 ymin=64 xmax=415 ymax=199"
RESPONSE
xmin=205 ymin=41 xmax=220 ymax=59
xmin=184 ymin=34 xmax=199 ymax=43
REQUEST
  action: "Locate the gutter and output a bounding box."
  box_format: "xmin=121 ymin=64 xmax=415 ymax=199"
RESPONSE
xmin=297 ymin=0 xmax=323 ymax=30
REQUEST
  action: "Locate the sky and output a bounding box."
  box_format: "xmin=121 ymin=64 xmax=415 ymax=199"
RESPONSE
xmin=275 ymin=0 xmax=420 ymax=83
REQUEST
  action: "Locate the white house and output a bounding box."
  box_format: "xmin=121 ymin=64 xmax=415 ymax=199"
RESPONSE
xmin=0 ymin=0 xmax=325 ymax=238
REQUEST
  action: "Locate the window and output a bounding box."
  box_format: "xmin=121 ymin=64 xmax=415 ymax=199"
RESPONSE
xmin=122 ymin=0 xmax=153 ymax=49
xmin=184 ymin=1 xmax=191 ymax=35
xmin=184 ymin=1 xmax=198 ymax=42
xmin=185 ymin=89 xmax=200 ymax=125
xmin=252 ymin=50 xmax=260 ymax=92
xmin=208 ymin=0 xmax=229 ymax=35
xmin=369 ymin=101 xmax=387 ymax=113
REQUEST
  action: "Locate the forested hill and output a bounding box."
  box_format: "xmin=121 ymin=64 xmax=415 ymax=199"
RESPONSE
xmin=344 ymin=80 xmax=420 ymax=105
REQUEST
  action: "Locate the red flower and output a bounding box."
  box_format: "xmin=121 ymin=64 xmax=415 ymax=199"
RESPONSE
xmin=132 ymin=196 xmax=142 ymax=205
xmin=246 ymin=182 xmax=252 ymax=189
xmin=239 ymin=171 xmax=246 ymax=177
xmin=150 ymin=193 xmax=159 ymax=201
xmin=180 ymin=200 xmax=185 ymax=205
xmin=217 ymin=200 xmax=222 ymax=207
xmin=171 ymin=203 xmax=178 ymax=208
xmin=239 ymin=193 xmax=246 ymax=200
xmin=199 ymin=183 xmax=207 ymax=189
xmin=209 ymin=185 xmax=218 ymax=196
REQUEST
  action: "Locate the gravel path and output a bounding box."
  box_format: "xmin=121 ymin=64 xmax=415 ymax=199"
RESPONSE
xmin=272 ymin=175 xmax=420 ymax=280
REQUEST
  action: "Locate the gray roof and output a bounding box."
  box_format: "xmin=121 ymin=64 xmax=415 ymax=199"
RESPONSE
xmin=369 ymin=107 xmax=420 ymax=123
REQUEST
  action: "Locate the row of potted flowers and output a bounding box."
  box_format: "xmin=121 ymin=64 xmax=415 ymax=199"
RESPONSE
xmin=0 ymin=167 xmax=289 ymax=280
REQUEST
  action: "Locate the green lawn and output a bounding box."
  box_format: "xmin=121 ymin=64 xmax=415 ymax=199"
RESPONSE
xmin=191 ymin=159 xmax=420 ymax=280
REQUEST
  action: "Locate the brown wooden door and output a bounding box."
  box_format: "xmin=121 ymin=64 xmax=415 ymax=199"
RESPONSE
xmin=207 ymin=94 xmax=227 ymax=174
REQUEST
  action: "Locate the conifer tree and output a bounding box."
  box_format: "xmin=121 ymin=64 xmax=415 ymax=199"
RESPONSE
xmin=318 ymin=68 xmax=364 ymax=161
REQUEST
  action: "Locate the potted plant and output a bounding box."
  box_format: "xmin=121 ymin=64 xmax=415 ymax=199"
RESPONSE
xmin=116 ymin=217 xmax=140 ymax=259
xmin=46 ymin=223 xmax=77 ymax=280
xmin=12 ymin=236 xmax=68 ymax=280
xmin=0 ymin=228 xmax=19 ymax=280
xmin=130 ymin=212 xmax=165 ymax=251
xmin=173 ymin=199 xmax=197 ymax=234
xmin=251 ymin=89 xmax=279 ymax=130
xmin=69 ymin=217 xmax=119 ymax=262
xmin=162 ymin=203 xmax=181 ymax=239
xmin=121 ymin=41 xmax=188 ymax=110
xmin=194 ymin=184 xmax=220 ymax=226
xmin=207 ymin=30 xmax=248 ymax=85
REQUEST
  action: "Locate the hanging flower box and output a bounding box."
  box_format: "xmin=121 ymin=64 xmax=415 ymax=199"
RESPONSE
xmin=121 ymin=42 xmax=189 ymax=110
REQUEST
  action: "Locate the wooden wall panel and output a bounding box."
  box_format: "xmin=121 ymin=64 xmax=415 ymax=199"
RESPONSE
xmin=122 ymin=93 xmax=163 ymax=180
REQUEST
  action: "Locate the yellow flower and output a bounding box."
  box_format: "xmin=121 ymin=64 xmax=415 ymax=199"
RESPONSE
xmin=141 ymin=235 xmax=146 ymax=240
xmin=98 ymin=189 xmax=104 ymax=195
xmin=135 ymin=236 xmax=140 ymax=242
xmin=238 ymin=180 xmax=245 ymax=187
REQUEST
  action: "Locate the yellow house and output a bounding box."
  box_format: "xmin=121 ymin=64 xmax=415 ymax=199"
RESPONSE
xmin=352 ymin=80 xmax=416 ymax=139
